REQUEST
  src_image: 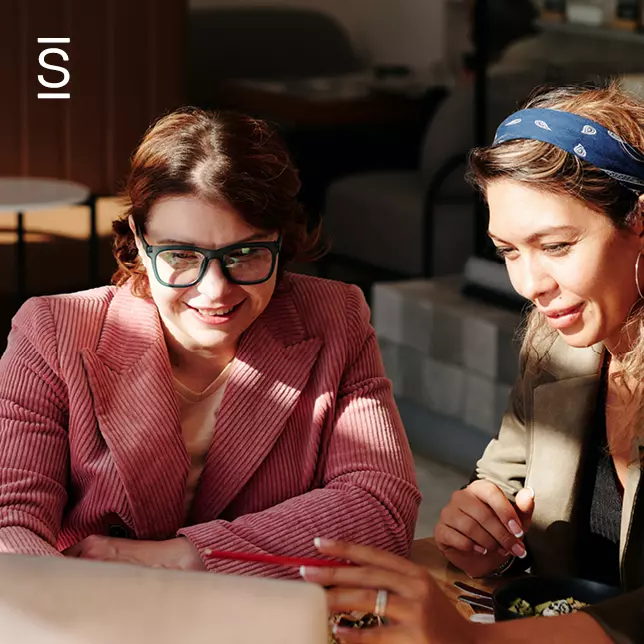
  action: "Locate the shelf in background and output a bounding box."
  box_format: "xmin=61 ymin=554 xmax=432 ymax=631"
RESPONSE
xmin=537 ymin=19 xmax=644 ymax=44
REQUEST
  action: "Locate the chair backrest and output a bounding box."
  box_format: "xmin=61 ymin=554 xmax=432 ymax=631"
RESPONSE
xmin=419 ymin=75 xmax=540 ymax=195
xmin=419 ymin=83 xmax=475 ymax=190
xmin=0 ymin=553 xmax=329 ymax=644
xmin=187 ymin=7 xmax=362 ymax=89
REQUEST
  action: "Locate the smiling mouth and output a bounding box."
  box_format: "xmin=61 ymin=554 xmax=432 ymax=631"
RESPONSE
xmin=544 ymin=304 xmax=582 ymax=318
xmin=188 ymin=301 xmax=244 ymax=317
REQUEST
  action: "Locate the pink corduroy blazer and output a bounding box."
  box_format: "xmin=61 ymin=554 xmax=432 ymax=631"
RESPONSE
xmin=0 ymin=272 xmax=420 ymax=576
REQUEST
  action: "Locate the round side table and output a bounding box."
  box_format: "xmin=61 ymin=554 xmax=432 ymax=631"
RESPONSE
xmin=0 ymin=177 xmax=91 ymax=304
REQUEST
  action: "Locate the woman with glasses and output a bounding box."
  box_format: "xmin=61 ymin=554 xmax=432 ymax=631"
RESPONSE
xmin=304 ymin=82 xmax=644 ymax=643
xmin=0 ymin=108 xmax=420 ymax=574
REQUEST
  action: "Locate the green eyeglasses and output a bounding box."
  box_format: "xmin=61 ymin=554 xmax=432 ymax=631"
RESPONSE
xmin=136 ymin=224 xmax=282 ymax=288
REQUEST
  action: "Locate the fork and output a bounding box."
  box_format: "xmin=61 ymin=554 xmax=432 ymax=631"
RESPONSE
xmin=453 ymin=581 xmax=494 ymax=599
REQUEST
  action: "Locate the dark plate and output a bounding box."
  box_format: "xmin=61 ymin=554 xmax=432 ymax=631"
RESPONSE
xmin=493 ymin=576 xmax=622 ymax=621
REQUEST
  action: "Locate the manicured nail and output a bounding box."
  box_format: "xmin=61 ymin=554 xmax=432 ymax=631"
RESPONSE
xmin=470 ymin=613 xmax=496 ymax=624
xmin=473 ymin=545 xmax=487 ymax=555
xmin=508 ymin=520 xmax=523 ymax=538
xmin=512 ymin=543 xmax=527 ymax=558
xmin=314 ymin=537 xmax=333 ymax=549
xmin=525 ymin=486 xmax=535 ymax=499
xmin=203 ymin=548 xmax=212 ymax=555
xmin=313 ymin=537 xmax=321 ymax=548
xmin=301 ymin=565 xmax=324 ymax=581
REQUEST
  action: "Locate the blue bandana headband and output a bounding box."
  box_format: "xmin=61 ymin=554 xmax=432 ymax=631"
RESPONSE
xmin=493 ymin=108 xmax=644 ymax=193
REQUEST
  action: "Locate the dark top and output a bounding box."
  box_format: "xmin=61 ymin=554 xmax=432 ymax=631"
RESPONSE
xmin=578 ymin=363 xmax=622 ymax=588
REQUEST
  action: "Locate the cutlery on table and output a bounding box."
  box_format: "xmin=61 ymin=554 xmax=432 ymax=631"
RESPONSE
xmin=453 ymin=581 xmax=494 ymax=599
xmin=457 ymin=595 xmax=494 ymax=611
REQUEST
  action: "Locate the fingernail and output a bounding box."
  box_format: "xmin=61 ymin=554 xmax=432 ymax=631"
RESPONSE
xmin=512 ymin=543 xmax=527 ymax=558
xmin=473 ymin=545 xmax=487 ymax=555
xmin=508 ymin=520 xmax=524 ymax=538
xmin=300 ymin=565 xmax=323 ymax=580
xmin=313 ymin=537 xmax=321 ymax=548
xmin=470 ymin=613 xmax=496 ymax=624
xmin=314 ymin=537 xmax=333 ymax=549
xmin=525 ymin=486 xmax=535 ymax=499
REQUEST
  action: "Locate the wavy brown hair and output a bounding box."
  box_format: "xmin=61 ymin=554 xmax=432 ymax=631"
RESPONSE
xmin=468 ymin=81 xmax=644 ymax=443
xmin=112 ymin=108 xmax=325 ymax=297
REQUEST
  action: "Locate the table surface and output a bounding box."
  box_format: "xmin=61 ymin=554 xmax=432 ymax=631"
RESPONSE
xmin=411 ymin=537 xmax=504 ymax=620
xmin=0 ymin=177 xmax=90 ymax=213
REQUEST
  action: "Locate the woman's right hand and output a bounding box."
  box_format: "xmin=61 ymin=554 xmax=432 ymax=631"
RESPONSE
xmin=433 ymin=480 xmax=534 ymax=578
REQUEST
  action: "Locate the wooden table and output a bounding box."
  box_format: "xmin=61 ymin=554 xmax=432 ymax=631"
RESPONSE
xmin=0 ymin=177 xmax=91 ymax=303
xmin=411 ymin=538 xmax=504 ymax=620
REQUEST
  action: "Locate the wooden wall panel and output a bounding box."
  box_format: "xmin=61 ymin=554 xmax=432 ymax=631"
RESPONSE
xmin=66 ymin=0 xmax=107 ymax=193
xmin=153 ymin=0 xmax=188 ymax=115
xmin=24 ymin=0 xmax=67 ymax=178
xmin=0 ymin=1 xmax=24 ymax=175
xmin=0 ymin=0 xmax=186 ymax=195
xmin=109 ymin=0 xmax=154 ymax=194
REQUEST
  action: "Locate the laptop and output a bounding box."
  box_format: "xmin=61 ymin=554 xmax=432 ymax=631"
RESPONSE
xmin=0 ymin=552 xmax=329 ymax=643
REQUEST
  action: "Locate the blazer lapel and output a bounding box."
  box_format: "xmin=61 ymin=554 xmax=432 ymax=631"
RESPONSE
xmin=80 ymin=286 xmax=189 ymax=539
xmin=189 ymin=282 xmax=323 ymax=522
xmin=620 ymin=438 xmax=643 ymax=582
xmin=527 ymin=341 xmax=603 ymax=574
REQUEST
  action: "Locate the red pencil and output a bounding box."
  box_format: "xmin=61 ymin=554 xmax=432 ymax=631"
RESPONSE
xmin=202 ymin=548 xmax=354 ymax=569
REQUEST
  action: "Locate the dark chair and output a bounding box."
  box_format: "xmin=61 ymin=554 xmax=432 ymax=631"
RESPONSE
xmin=187 ymin=6 xmax=363 ymax=107
xmin=322 ymin=75 xmax=538 ymax=278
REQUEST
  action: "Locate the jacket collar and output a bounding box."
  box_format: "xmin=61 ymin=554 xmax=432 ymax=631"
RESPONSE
xmin=528 ymin=369 xmax=602 ymax=574
xmin=538 ymin=335 xmax=604 ymax=382
xmin=92 ymin=281 xmax=164 ymax=373
xmin=528 ymin=336 xmax=642 ymax=579
xmin=81 ymin=276 xmax=322 ymax=537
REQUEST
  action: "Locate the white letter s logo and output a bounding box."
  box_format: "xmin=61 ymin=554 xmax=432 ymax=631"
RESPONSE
xmin=38 ymin=48 xmax=70 ymax=88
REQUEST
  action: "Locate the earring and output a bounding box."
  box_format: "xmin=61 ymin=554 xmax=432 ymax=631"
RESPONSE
xmin=636 ymin=251 xmax=644 ymax=299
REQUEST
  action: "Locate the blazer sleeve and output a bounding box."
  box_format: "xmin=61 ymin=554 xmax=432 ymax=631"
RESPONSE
xmin=474 ymin=349 xmax=644 ymax=643
xmin=472 ymin=353 xmax=530 ymax=500
xmin=178 ymin=285 xmax=421 ymax=577
xmin=0 ymin=298 xmax=68 ymax=556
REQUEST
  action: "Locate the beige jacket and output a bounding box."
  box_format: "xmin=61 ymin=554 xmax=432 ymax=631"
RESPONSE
xmin=476 ymin=335 xmax=643 ymax=643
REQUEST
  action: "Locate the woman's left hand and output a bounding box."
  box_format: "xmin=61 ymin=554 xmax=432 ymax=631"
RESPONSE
xmin=64 ymin=535 xmax=206 ymax=571
xmin=301 ymin=539 xmax=477 ymax=644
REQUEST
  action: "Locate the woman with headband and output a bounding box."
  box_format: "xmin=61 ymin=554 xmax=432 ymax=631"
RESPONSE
xmin=302 ymin=82 xmax=644 ymax=643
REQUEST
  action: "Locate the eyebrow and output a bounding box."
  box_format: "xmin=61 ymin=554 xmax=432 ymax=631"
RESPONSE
xmin=153 ymin=231 xmax=274 ymax=247
xmin=488 ymin=225 xmax=578 ymax=245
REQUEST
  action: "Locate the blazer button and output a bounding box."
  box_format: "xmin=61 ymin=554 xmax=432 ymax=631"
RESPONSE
xmin=107 ymin=524 xmax=130 ymax=539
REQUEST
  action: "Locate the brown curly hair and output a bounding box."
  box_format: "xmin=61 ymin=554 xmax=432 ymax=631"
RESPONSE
xmin=112 ymin=108 xmax=325 ymax=297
